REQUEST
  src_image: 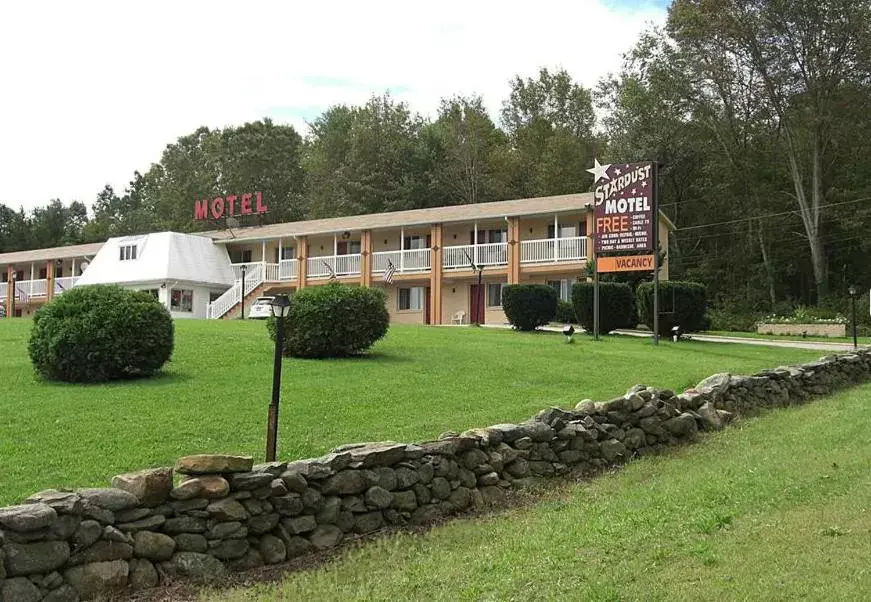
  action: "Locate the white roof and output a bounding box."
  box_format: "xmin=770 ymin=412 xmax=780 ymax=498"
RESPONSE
xmin=75 ymin=232 xmax=235 ymax=288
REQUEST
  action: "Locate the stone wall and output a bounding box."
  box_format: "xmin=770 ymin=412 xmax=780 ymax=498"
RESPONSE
xmin=757 ymin=323 xmax=847 ymax=337
xmin=2 ymin=348 xmax=870 ymax=601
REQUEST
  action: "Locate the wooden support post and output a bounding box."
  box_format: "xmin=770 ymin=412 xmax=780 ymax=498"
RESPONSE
xmin=297 ymin=237 xmax=308 ymax=290
xmin=45 ymin=260 xmax=55 ymax=301
xmin=507 ymin=217 xmax=521 ymax=285
xmin=5 ymin=265 xmax=14 ymax=318
xmin=361 ymin=230 xmax=372 ymax=287
xmin=430 ymin=224 xmax=443 ymax=325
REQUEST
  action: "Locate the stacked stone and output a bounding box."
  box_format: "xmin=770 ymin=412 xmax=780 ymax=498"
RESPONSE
xmin=1 ymin=348 xmax=870 ymax=600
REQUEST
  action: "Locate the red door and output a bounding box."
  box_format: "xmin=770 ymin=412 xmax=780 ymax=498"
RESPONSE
xmin=424 ymin=287 xmax=432 ymax=324
xmin=469 ymin=284 xmax=485 ymax=324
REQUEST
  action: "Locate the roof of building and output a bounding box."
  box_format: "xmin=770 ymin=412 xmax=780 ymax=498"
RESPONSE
xmin=205 ymin=193 xmax=598 ymax=243
xmin=75 ymin=232 xmax=235 ymax=288
xmin=0 ymin=242 xmax=105 ymax=267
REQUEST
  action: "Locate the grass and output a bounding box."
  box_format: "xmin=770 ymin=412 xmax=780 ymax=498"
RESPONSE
xmin=0 ymin=320 xmax=822 ymax=506
xmin=207 ymin=383 xmax=871 ymax=601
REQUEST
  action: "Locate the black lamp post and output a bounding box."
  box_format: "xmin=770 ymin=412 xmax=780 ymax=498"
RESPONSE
xmin=849 ymin=285 xmax=859 ymax=350
xmin=266 ymin=294 xmax=291 ymax=462
xmin=240 ymin=264 xmax=247 ymax=320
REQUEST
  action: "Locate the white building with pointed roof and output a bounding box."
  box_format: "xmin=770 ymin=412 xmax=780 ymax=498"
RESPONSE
xmin=75 ymin=232 xmax=235 ymax=319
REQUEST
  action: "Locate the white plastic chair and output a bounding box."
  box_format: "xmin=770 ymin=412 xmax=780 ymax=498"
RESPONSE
xmin=452 ymin=311 xmax=466 ymax=325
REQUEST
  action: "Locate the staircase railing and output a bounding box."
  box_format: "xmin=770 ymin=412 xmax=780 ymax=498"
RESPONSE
xmin=207 ymin=263 xmax=264 ymax=319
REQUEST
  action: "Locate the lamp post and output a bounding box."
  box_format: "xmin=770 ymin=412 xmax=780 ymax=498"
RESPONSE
xmin=240 ymin=264 xmax=247 ymax=320
xmin=266 ymin=294 xmax=291 ymax=462
xmin=849 ymin=285 xmax=858 ymax=350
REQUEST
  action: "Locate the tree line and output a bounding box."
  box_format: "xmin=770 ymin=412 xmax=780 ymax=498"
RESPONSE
xmin=2 ymin=0 xmax=869 ymax=317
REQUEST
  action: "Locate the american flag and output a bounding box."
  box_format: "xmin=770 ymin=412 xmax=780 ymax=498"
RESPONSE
xmin=323 ymin=260 xmax=337 ymax=282
xmin=383 ymin=259 xmax=397 ymax=284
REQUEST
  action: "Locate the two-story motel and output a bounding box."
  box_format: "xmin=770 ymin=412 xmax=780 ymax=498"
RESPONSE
xmin=0 ymin=192 xmax=671 ymax=324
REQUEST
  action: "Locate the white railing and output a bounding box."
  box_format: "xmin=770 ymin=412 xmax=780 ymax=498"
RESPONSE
xmin=279 ymin=259 xmax=298 ymax=281
xmin=443 ymin=243 xmax=508 ymax=269
xmin=520 ymin=236 xmax=588 ymax=264
xmin=54 ymin=276 xmax=79 ymax=294
xmin=0 ymin=282 xmax=6 ymax=299
xmin=15 ymin=279 xmax=49 ymax=298
xmin=264 ymin=263 xmax=280 ymax=282
xmin=372 ymin=249 xmax=431 ymax=273
xmin=307 ymin=254 xmax=362 ymax=278
xmin=230 ymin=262 xmax=261 ymax=279
xmin=207 ymin=263 xmax=264 ymax=319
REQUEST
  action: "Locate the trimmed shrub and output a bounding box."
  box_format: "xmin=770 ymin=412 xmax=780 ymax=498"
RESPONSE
xmin=501 ymin=284 xmax=558 ymax=331
xmin=555 ymin=299 xmax=577 ymax=324
xmin=636 ymin=281 xmax=708 ymax=336
xmin=268 ymin=283 xmax=389 ymax=358
xmin=571 ymin=282 xmax=634 ymax=334
xmin=28 ymin=285 xmax=174 ymax=383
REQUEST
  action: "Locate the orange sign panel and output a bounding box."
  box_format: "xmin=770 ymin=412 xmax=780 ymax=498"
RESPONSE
xmin=597 ymin=254 xmax=655 ymax=273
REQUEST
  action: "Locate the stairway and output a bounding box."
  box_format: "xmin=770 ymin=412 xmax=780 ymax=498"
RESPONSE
xmin=207 ymin=264 xmax=264 ymax=319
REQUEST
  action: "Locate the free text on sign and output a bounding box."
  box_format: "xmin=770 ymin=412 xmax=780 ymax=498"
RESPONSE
xmin=194 ymin=192 xmax=268 ymax=221
xmin=589 ymin=161 xmax=654 ymax=254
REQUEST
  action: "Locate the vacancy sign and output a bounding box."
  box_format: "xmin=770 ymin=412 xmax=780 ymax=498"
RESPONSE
xmin=588 ymin=160 xmax=654 ymax=254
xmin=597 ymin=254 xmax=655 ymax=273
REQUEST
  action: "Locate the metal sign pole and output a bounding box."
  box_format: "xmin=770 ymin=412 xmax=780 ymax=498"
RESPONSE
xmin=593 ymin=251 xmax=600 ymax=341
xmin=652 ymin=161 xmax=660 ymax=346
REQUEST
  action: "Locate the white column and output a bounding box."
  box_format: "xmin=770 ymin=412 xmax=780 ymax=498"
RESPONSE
xmin=474 ymin=222 xmax=479 ymax=266
xmin=400 ymin=227 xmax=405 ymax=272
xmin=72 ymin=258 xmax=76 ymax=278
xmin=30 ymin=264 xmax=35 ymax=295
xmin=333 ymin=234 xmax=338 ymax=256
xmin=553 ymin=214 xmax=559 ymax=262
xmin=261 ymin=240 xmax=267 ymax=271
xmin=278 ymin=238 xmax=283 ymax=262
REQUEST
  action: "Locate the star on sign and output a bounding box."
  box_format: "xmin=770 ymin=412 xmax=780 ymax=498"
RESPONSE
xmin=586 ymin=159 xmax=612 ymax=183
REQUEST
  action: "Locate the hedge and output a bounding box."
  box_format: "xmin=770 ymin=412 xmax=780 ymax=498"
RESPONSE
xmin=555 ymin=299 xmax=577 ymax=323
xmin=501 ymin=284 xmax=558 ymax=331
xmin=268 ymin=283 xmax=389 ymax=358
xmin=28 ymin=285 xmax=174 ymax=382
xmin=571 ymin=282 xmax=634 ymax=334
xmin=636 ymin=281 xmax=708 ymax=336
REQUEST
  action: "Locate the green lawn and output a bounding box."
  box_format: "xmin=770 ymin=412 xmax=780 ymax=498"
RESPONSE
xmin=207 ymin=383 xmax=871 ymax=602
xmin=0 ymin=320 xmax=822 ymax=506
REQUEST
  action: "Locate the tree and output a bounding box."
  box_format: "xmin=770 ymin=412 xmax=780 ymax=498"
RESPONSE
xmin=668 ymin=0 xmax=871 ymax=299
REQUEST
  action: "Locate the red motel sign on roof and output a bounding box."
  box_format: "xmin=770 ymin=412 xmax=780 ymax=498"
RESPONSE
xmin=194 ymin=192 xmax=268 ymax=221
xmin=588 ymin=161 xmax=654 ymax=254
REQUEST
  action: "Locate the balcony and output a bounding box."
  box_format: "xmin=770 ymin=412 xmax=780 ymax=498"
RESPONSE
xmin=0 ymin=277 xmax=80 ymax=301
xmin=307 ymin=254 xmax=361 ymax=279
xmin=443 ymin=242 xmax=508 ymax=270
xmin=521 ymin=236 xmax=587 ymax=264
xmin=372 ymin=249 xmax=430 ymax=274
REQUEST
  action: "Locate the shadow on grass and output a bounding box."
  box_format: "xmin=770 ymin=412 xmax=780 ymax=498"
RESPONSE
xmin=34 ymin=369 xmax=193 ymax=389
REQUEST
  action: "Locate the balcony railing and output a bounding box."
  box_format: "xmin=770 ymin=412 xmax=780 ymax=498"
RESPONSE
xmin=307 ymin=254 xmax=362 ymax=279
xmin=443 ymin=242 xmax=508 ymax=270
xmin=54 ymin=276 xmax=80 ymax=293
xmin=372 ymin=249 xmax=431 ymax=274
xmin=521 ymin=236 xmax=587 ymax=264
xmin=279 ymin=259 xmax=298 ymax=281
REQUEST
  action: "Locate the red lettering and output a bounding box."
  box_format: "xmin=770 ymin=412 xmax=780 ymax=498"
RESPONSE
xmin=194 ymin=199 xmax=209 ymax=221
xmin=255 ymin=191 xmax=268 ymax=214
xmin=226 ymin=194 xmax=238 ymax=216
xmin=211 ymin=197 xmax=225 ymax=219
xmin=240 ymin=193 xmax=252 ymax=214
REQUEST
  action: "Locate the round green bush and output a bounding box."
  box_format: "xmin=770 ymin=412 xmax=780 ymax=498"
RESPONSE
xmin=28 ymin=285 xmax=174 ymax=382
xmin=636 ymin=281 xmax=708 ymax=336
xmin=571 ymin=281 xmax=634 ymax=334
xmin=502 ymin=284 xmax=558 ymax=331
xmin=555 ymin=299 xmax=577 ymax=323
xmin=267 ymin=284 xmax=389 ymax=358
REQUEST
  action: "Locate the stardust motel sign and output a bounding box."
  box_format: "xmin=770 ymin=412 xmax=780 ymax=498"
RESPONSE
xmin=194 ymin=192 xmax=268 ymax=221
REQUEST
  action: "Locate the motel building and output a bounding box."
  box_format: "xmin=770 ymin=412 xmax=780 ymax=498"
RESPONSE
xmin=0 ymin=193 xmax=671 ymax=324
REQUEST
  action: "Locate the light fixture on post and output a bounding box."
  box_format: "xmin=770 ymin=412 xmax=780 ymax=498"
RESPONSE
xmin=671 ymin=325 xmax=681 ymax=343
xmin=266 ymin=294 xmax=291 ymax=462
xmin=240 ymin=264 xmax=247 ymax=320
xmin=848 ymin=285 xmax=858 ymax=350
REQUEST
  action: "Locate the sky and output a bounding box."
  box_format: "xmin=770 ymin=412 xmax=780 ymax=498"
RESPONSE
xmin=0 ymin=0 xmax=668 ymax=211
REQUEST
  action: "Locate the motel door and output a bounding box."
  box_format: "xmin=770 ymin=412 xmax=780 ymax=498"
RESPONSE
xmin=424 ymin=287 xmax=432 ymax=324
xmin=469 ymin=284 xmax=485 ymax=324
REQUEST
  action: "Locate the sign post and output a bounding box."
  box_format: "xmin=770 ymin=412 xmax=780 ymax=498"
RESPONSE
xmin=587 ymin=159 xmax=658 ymax=340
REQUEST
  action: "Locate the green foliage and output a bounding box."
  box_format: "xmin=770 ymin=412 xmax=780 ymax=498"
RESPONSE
xmin=637 ymin=281 xmax=708 ymax=336
xmin=555 ymin=299 xmax=577 ymax=323
xmin=706 ymin=307 xmax=760 ymax=333
xmin=267 ymin=284 xmax=389 ymax=358
xmin=571 ymin=282 xmax=634 ymax=334
xmin=501 ymin=285 xmax=558 ymax=331
xmin=27 ymin=285 xmax=174 ymax=382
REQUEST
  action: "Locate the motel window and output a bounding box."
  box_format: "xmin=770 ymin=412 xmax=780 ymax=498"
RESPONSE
xmin=487 ymin=229 xmax=508 ymax=244
xmin=348 ymin=241 xmax=362 ymax=254
xmin=398 ymin=287 xmax=424 ymax=311
xmin=487 ymin=283 xmax=505 ymax=307
xmin=548 ymin=224 xmax=579 ymax=239
xmin=275 ymin=246 xmax=296 ymax=262
xmin=170 ymin=289 xmax=194 ymax=313
xmin=403 ymin=235 xmax=428 ymax=250
xmin=547 ymin=279 xmax=572 ymax=302
xmin=119 ymin=245 xmax=138 ymax=261
xmin=231 ymin=249 xmax=253 ymax=263
xmin=141 ymin=289 xmax=159 ymax=299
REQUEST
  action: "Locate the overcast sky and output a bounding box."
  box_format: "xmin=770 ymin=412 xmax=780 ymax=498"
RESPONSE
xmin=0 ymin=0 xmax=667 ymax=211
